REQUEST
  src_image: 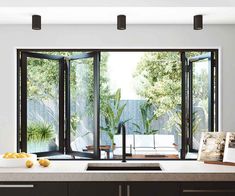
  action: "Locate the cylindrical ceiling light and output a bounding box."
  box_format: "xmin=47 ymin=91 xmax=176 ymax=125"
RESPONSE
xmin=194 ymin=15 xmax=203 ymax=30
xmin=32 ymin=15 xmax=41 ymax=30
xmin=117 ymin=15 xmax=126 ymax=30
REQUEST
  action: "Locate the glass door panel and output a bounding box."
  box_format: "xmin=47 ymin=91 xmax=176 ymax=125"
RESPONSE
xmin=66 ymin=52 xmax=99 ymax=159
xmin=189 ymin=53 xmax=213 ymax=151
xmin=21 ymin=52 xmax=64 ymax=155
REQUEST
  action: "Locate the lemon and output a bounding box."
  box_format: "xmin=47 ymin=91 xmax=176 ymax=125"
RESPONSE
xmin=38 ymin=159 xmax=45 ymax=165
xmin=26 ymin=160 xmax=33 ymax=168
xmin=42 ymin=159 xmax=50 ymax=167
xmin=39 ymin=159 xmax=50 ymax=167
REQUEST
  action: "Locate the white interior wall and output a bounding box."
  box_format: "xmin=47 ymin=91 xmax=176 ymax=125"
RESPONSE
xmin=0 ymin=24 xmax=234 ymax=153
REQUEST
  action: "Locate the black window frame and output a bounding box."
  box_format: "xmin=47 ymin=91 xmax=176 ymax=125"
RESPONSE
xmin=17 ymin=48 xmax=219 ymax=160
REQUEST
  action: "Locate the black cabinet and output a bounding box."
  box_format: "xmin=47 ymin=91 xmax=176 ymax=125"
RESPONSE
xmin=1 ymin=181 xmax=235 ymax=196
xmin=69 ymin=182 xmax=123 ymax=196
xmin=0 ymin=183 xmax=67 ymax=196
xmin=128 ymin=182 xmax=179 ymax=196
xmin=69 ymin=182 xmax=179 ymax=196
xmin=180 ymin=182 xmax=235 ymax=196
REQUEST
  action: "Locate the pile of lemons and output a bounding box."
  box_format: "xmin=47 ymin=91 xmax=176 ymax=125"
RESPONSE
xmin=3 ymin=152 xmax=31 ymax=159
xmin=2 ymin=152 xmax=50 ymax=168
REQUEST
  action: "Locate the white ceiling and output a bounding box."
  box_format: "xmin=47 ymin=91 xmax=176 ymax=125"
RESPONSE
xmin=1 ymin=7 xmax=235 ymax=24
xmin=1 ymin=0 xmax=235 ymax=7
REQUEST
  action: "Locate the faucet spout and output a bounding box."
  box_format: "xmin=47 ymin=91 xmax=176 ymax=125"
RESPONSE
xmin=118 ymin=121 xmax=126 ymax=163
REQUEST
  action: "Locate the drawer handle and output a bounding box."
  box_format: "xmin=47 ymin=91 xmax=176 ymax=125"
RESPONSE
xmin=0 ymin=185 xmax=34 ymax=188
xmin=127 ymin=185 xmax=130 ymax=196
xmin=118 ymin=185 xmax=122 ymax=196
xmin=183 ymin=189 xmax=235 ymax=193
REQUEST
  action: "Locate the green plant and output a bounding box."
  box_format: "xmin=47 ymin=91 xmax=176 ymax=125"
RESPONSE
xmin=27 ymin=122 xmax=55 ymax=142
xmin=100 ymin=88 xmax=130 ymax=145
xmin=133 ymin=102 xmax=158 ymax=135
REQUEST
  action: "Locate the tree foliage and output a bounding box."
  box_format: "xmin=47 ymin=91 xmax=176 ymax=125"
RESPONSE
xmin=27 ymin=51 xmax=110 ymax=114
xmin=134 ymin=51 xmax=209 ymax=133
xmin=134 ymin=52 xmax=181 ymax=118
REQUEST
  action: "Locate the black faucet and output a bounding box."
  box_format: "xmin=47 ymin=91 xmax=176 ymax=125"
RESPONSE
xmin=117 ymin=121 xmax=126 ymax=162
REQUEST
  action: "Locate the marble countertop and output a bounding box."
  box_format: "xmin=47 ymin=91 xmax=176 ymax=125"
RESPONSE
xmin=0 ymin=160 xmax=235 ymax=182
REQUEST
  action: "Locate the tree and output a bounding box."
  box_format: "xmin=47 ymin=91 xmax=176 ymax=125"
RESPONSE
xmin=134 ymin=51 xmax=209 ymax=133
xmin=134 ymin=52 xmax=181 ymax=118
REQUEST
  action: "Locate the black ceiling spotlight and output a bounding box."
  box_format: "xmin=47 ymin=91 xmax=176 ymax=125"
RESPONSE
xmin=194 ymin=15 xmax=203 ymax=30
xmin=32 ymin=15 xmax=41 ymax=30
xmin=117 ymin=15 xmax=126 ymax=30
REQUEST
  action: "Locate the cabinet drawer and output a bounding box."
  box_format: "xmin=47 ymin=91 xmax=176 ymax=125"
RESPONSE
xmin=0 ymin=183 xmax=67 ymax=196
xmin=69 ymin=182 xmax=123 ymax=196
xmin=128 ymin=182 xmax=179 ymax=196
xmin=0 ymin=184 xmax=34 ymax=196
xmin=180 ymin=182 xmax=235 ymax=196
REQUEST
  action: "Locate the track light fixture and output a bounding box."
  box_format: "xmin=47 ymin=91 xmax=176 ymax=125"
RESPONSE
xmin=117 ymin=15 xmax=126 ymax=30
xmin=194 ymin=15 xmax=203 ymax=30
xmin=32 ymin=15 xmax=41 ymax=30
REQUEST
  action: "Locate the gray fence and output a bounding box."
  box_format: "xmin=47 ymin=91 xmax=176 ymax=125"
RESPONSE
xmin=27 ymin=99 xmax=206 ymax=148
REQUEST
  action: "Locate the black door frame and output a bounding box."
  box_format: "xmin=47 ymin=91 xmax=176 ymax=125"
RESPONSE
xmin=17 ymin=48 xmax=218 ymax=160
xmin=19 ymin=51 xmax=100 ymax=158
xmin=20 ymin=51 xmax=65 ymax=156
xmin=187 ymin=52 xmax=216 ymax=152
xmin=65 ymin=52 xmax=100 ymax=159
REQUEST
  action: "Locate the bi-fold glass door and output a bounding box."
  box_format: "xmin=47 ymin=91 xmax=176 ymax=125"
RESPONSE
xmin=20 ymin=51 xmax=100 ymax=158
xmin=19 ymin=49 xmax=218 ymax=160
xmin=20 ymin=52 xmax=65 ymax=156
xmin=65 ymin=52 xmax=100 ymax=158
xmin=186 ymin=52 xmax=217 ymax=153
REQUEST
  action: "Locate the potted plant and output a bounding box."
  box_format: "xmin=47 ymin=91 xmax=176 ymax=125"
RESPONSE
xmin=27 ymin=122 xmax=55 ymax=152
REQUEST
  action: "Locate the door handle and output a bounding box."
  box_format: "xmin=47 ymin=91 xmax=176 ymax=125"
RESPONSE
xmin=127 ymin=185 xmax=130 ymax=196
xmin=118 ymin=185 xmax=122 ymax=196
xmin=183 ymin=189 xmax=235 ymax=193
xmin=0 ymin=185 xmax=34 ymax=188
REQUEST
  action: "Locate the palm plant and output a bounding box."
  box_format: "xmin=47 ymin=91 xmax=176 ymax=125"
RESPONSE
xmin=133 ymin=102 xmax=158 ymax=135
xmin=100 ymin=88 xmax=130 ymax=145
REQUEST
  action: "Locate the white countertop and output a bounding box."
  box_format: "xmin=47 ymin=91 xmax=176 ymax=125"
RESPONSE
xmin=0 ymin=160 xmax=235 ymax=182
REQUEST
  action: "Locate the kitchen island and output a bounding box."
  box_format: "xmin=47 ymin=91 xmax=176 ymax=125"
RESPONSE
xmin=0 ymin=160 xmax=235 ymax=196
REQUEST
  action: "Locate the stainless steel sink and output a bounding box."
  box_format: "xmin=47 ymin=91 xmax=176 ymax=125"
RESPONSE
xmin=86 ymin=162 xmax=162 ymax=171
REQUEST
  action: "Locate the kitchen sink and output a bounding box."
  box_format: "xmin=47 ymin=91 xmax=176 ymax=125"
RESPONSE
xmin=86 ymin=162 xmax=162 ymax=171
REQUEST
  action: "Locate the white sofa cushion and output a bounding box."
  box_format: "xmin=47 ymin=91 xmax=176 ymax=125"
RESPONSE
xmin=154 ymin=134 xmax=175 ymax=148
xmin=134 ymin=135 xmax=155 ymax=148
xmin=114 ymin=135 xmax=134 ymax=148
